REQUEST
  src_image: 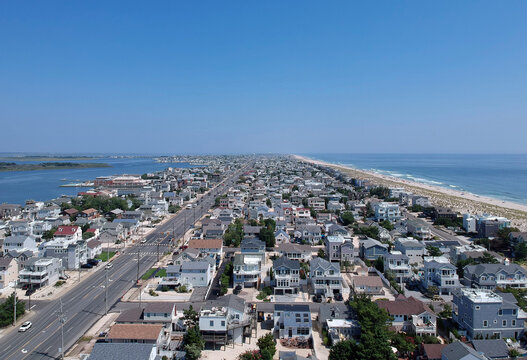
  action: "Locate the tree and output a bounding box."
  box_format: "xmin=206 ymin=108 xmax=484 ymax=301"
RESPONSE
xmin=183 ymin=326 xmax=204 ymax=360
xmin=42 ymin=227 xmax=57 ymax=240
xmin=515 ymin=242 xmax=527 ymax=260
xmin=266 ymin=198 xmax=272 ymax=208
xmin=183 ymin=305 xmax=199 ymax=327
xmin=439 ymin=304 xmax=452 ymax=319
xmin=82 ymin=231 xmax=95 ymax=240
xmin=257 ymin=333 xmax=276 ymax=358
xmin=391 ymin=332 xmax=416 ymax=357
xmin=374 ymin=257 xmax=384 ymax=272
xmin=354 ymin=225 xmax=379 ymax=240
xmin=379 ymin=220 xmax=394 ymax=231
xmin=259 ymin=226 xmax=275 ymax=248
xmin=341 ymin=211 xmax=355 ymax=226
xmin=480 ymin=252 xmax=499 ymax=264
xmin=0 ymin=293 xmax=26 ymax=327
xmin=317 ymin=248 xmax=326 ymax=259
xmin=184 ymin=343 xmax=203 ymax=360
xmin=168 ymin=205 xmax=180 ymax=213
xmin=329 ymin=339 xmax=356 ymax=360
xmin=426 ymin=245 xmax=442 ymax=257
xmin=427 ymin=285 xmax=439 ymax=298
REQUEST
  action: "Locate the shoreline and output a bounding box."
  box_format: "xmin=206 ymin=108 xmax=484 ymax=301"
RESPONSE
xmin=293 ymin=154 xmax=527 ymax=231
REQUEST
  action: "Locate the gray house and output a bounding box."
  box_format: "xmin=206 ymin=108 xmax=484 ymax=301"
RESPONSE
xmin=310 ymin=257 xmax=343 ymax=297
xmin=273 ymin=257 xmax=300 ymax=295
xmin=463 ymin=262 xmax=527 ymax=290
xmin=452 ymin=288 xmax=524 ymax=340
xmin=359 ymin=238 xmax=388 ymax=261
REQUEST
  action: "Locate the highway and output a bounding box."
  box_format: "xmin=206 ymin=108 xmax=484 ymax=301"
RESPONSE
xmin=0 ymin=164 xmax=249 ymax=360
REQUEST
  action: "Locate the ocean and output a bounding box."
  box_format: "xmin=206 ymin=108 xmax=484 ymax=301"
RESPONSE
xmin=304 ymin=154 xmax=527 ymax=206
xmin=0 ymin=157 xmax=196 ymax=205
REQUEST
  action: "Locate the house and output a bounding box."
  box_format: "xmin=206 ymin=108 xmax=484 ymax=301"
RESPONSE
xmin=40 ymin=238 xmax=87 ymax=270
xmin=318 ymin=303 xmax=360 ymax=344
xmin=0 ymin=204 xmax=22 ymax=219
xmin=106 ymin=324 xmax=168 ymax=348
xmin=441 ymin=341 xmax=488 ymax=360
xmin=452 ymin=288 xmax=525 ymax=340
xmin=277 ymin=243 xmax=312 ymax=262
xmin=432 ymin=207 xmax=458 ymax=221
xmin=31 ymin=221 xmax=52 ymax=237
xmin=325 ymin=235 xmax=346 ymax=262
xmin=374 ymin=202 xmax=402 ymax=222
xmin=463 ymin=262 xmax=527 ymax=290
xmin=54 ymin=225 xmax=82 ymax=241
xmin=88 ymin=343 xmax=156 ymax=360
xmin=294 ymin=224 xmax=322 ymax=245
xmin=359 ymin=238 xmax=388 ymax=261
xmin=394 ymin=237 xmax=425 ymax=267
xmin=274 ymin=229 xmax=291 ymax=245
xmin=18 ymin=257 xmax=63 ymax=290
xmin=203 ymin=223 xmax=226 ymax=239
xmin=115 ymin=303 xmax=176 ymax=331
xmin=307 ymin=197 xmax=325 ymax=211
xmin=0 ymin=257 xmax=18 ymax=289
xmin=384 ymin=251 xmax=412 ymax=283
xmin=163 ymin=259 xmax=214 ymax=289
xmin=273 ymin=257 xmax=300 ymax=295
xmin=9 ymin=220 xmax=32 ymax=236
xmin=243 ymin=225 xmax=261 ymax=238
xmin=476 ymin=216 xmax=511 ymax=238
xmin=240 ymin=238 xmax=266 ymax=264
xmin=470 ymin=339 xmax=509 ymax=360
xmin=187 ymin=239 xmax=223 ymax=262
xmin=172 ymin=248 xmax=201 ymax=266
xmin=327 ymin=224 xmax=348 ymax=237
xmin=450 ymin=244 xmax=487 ymax=264
xmin=310 ymin=257 xmax=343 ymax=298
xmin=3 ymin=235 xmax=38 ymax=255
xmin=423 ymin=256 xmax=460 ymax=295
xmin=87 ymin=239 xmax=103 ymax=259
xmin=199 ymin=294 xmax=252 ymax=346
xmin=79 ymin=208 xmax=98 ymax=219
xmin=406 ymin=219 xmax=432 ymax=240
xmin=421 ymin=343 xmax=447 ymax=360
xmin=274 ymin=304 xmax=312 ymax=339
xmin=352 ymin=275 xmax=383 ymax=295
xmin=233 ymin=253 xmax=261 ymax=288
xmin=377 ymin=295 xmax=437 ymax=336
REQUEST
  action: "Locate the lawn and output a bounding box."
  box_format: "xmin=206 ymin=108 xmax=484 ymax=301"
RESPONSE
xmin=156 ymin=268 xmax=166 ymax=277
xmin=141 ymin=268 xmax=157 ymax=280
xmin=96 ymin=251 xmax=116 ymax=262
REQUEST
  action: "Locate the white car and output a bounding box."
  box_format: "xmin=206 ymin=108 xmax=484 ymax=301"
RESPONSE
xmin=140 ymin=239 xmax=147 ymax=244
xmin=19 ymin=321 xmax=32 ymax=332
xmin=105 ymin=263 xmax=113 ymax=269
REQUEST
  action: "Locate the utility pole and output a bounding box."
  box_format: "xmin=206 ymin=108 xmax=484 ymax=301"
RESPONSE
xmin=157 ymin=241 xmax=160 ymax=263
xmin=137 ymin=247 xmax=141 ymax=308
xmin=57 ymin=298 xmax=67 ymax=359
xmin=13 ymin=286 xmax=17 ymax=326
xmin=105 ymin=266 xmax=109 ymax=315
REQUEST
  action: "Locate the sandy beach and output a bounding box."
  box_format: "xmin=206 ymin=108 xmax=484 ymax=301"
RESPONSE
xmin=293 ymin=155 xmax=527 ymax=231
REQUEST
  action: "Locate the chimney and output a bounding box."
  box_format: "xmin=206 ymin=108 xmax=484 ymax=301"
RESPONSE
xmin=504 ymin=258 xmax=510 ymax=266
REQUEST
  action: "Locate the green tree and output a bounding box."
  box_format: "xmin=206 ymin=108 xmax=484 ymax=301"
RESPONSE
xmin=340 ymin=211 xmax=355 ymax=226
xmin=184 ymin=343 xmax=203 ymax=360
xmin=379 ymin=220 xmax=394 ymax=231
xmin=515 ymin=242 xmax=527 ymax=260
xmin=354 ymin=225 xmax=380 ymax=240
xmin=0 ymin=293 xmax=26 ymax=328
xmin=183 ymin=325 xmax=204 ymax=360
xmin=426 ymin=245 xmax=442 ymax=257
xmin=183 ymin=305 xmax=199 ymax=327
xmin=374 ymin=257 xmax=384 ymax=272
xmin=439 ymin=304 xmax=452 ymax=319
xmin=42 ymin=227 xmax=57 ymax=240
xmin=82 ymin=231 xmax=95 ymax=240
xmin=317 ymin=248 xmax=326 ymax=259
xmin=329 ymin=339 xmax=356 ymax=360
xmin=391 ymin=332 xmax=416 ymax=357
xmin=480 ymin=252 xmax=499 ymax=264
xmin=257 ymin=333 xmax=276 ymax=357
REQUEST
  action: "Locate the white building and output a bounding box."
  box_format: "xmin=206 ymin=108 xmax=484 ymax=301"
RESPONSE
xmin=374 ymin=202 xmax=402 ymax=222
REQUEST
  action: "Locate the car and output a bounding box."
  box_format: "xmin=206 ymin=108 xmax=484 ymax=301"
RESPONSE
xmin=87 ymin=259 xmax=99 ymax=266
xmin=19 ymin=321 xmax=32 ymax=332
xmin=25 ymin=288 xmax=36 ymax=296
xmin=233 ymin=285 xmax=242 ymax=295
xmin=313 ymin=294 xmax=324 ymax=303
xmin=141 ymin=239 xmax=147 ymax=244
xmin=334 ymin=293 xmax=343 ymax=301
xmin=81 ymin=263 xmax=94 ymax=269
xmin=105 ymin=263 xmax=113 ymax=270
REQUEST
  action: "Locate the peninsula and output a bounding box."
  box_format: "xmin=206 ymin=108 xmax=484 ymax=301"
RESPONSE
xmin=0 ymin=162 xmax=111 ymax=172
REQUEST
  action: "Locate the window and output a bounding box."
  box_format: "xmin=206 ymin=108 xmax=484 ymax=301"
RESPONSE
xmin=210 ymin=321 xmax=214 ymax=326
xmin=221 ymin=321 xmax=225 ymax=326
xmin=483 ymin=320 xmax=488 ymax=327
xmin=475 ymin=306 xmax=480 ymax=310
xmin=512 ymin=320 xmax=516 ymax=326
xmin=503 ymin=320 xmax=507 ymax=327
xmin=498 ymin=309 xmax=503 ymax=316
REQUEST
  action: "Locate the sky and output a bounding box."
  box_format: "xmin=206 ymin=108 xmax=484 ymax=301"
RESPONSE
xmin=1 ymin=1 xmax=527 ymax=154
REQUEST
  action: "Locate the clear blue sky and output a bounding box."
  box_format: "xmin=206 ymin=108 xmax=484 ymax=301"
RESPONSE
xmin=1 ymin=1 xmax=526 ymax=154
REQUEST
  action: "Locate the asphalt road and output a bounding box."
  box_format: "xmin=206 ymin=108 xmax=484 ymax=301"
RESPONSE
xmin=0 ymin=165 xmax=249 ymax=360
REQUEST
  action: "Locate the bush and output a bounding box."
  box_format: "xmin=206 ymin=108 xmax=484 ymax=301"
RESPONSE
xmin=54 ymin=280 xmax=66 ymax=287
xmin=149 ymin=289 xmax=159 ymax=296
xmin=0 ymin=293 xmax=25 ymax=328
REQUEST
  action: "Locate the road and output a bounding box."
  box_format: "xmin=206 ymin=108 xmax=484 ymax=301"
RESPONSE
xmin=0 ymin=164 xmax=250 ymax=360
xmin=404 ymin=211 xmax=469 ymax=245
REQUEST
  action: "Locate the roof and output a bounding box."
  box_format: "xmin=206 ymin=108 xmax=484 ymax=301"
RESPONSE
xmin=187 ymin=239 xmax=223 ymax=249
xmin=181 ymin=260 xmax=210 ymax=270
xmin=115 ymin=308 xmax=144 ymax=323
xmin=376 ymin=296 xmax=434 ymax=316
xmin=0 ymin=257 xmax=14 ymax=268
xmin=107 ymin=324 xmax=163 ymax=341
xmin=471 ymin=339 xmax=509 ymax=359
xmin=442 ymin=341 xmax=487 ymax=360
xmin=88 ymin=342 xmax=155 ymax=360
xmin=202 ymin=294 xmax=246 ymax=313
xmin=277 ymin=243 xmax=312 ymax=253
xmin=55 ymin=225 xmax=80 ymax=236
xmin=361 ymin=238 xmax=388 ymax=249
xmin=464 ymin=263 xmax=527 ymax=278
xmin=318 ymin=304 xmax=354 ymax=323
xmin=422 ymin=343 xmax=447 ymax=360
xmin=273 ymin=256 xmax=300 ymax=270
xmin=87 ymin=239 xmax=102 ymax=249
xmin=144 ymin=302 xmax=175 ymax=314
xmin=275 ymin=304 xmax=310 ymax=312
xmin=353 ymin=275 xmax=383 ymax=287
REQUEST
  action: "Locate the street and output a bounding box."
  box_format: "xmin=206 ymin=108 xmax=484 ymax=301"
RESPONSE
xmin=0 ymin=165 xmax=249 ymax=360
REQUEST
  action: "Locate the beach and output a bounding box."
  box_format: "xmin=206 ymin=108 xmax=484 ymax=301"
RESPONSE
xmin=293 ymin=154 xmax=527 ymax=231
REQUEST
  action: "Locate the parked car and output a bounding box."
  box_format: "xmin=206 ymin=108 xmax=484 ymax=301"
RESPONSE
xmin=334 ymin=293 xmax=343 ymax=301
xmin=81 ymin=263 xmax=94 ymax=269
xmin=18 ymin=321 xmax=32 ymax=332
xmin=233 ymin=285 xmax=242 ymax=295
xmin=25 ymin=288 xmax=36 ymax=296
xmin=87 ymin=259 xmax=99 ymax=266
xmin=105 ymin=263 xmax=113 ymax=270
xmin=313 ymin=293 xmax=324 ymax=303
xmin=141 ymin=239 xmax=147 ymax=244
